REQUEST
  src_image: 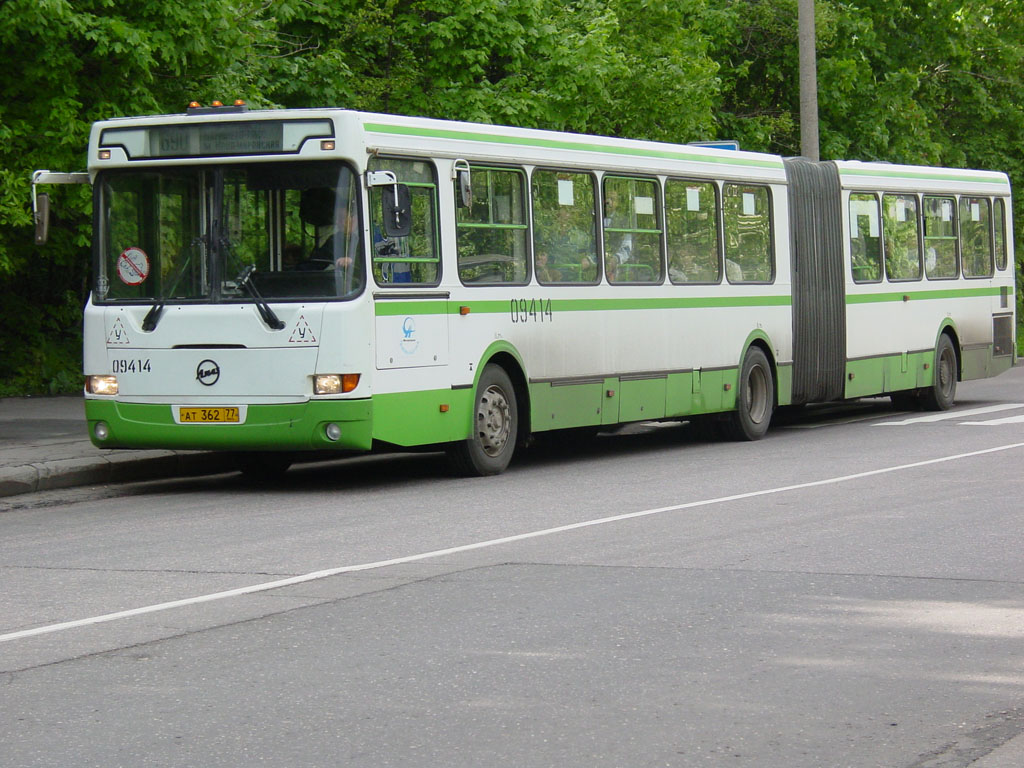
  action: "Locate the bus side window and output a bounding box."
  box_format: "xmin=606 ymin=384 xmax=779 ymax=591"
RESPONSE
xmin=848 ymin=193 xmax=882 ymax=283
xmin=960 ymin=196 xmax=992 ymax=278
xmin=923 ymin=195 xmax=959 ymax=280
xmin=994 ymin=198 xmax=1008 ymax=271
xmin=602 ymin=176 xmax=663 ymax=284
xmin=456 ymin=166 xmax=528 ymax=285
xmin=723 ymin=184 xmax=773 ymax=283
xmin=368 ymin=157 xmax=440 ymax=286
xmin=531 ymin=169 xmax=599 ymax=284
xmin=665 ymin=179 xmax=721 ymax=284
xmin=882 ymin=194 xmax=921 ymax=281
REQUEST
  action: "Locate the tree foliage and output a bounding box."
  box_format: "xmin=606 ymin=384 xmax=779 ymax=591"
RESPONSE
xmin=1 ymin=0 xmax=1022 ymax=393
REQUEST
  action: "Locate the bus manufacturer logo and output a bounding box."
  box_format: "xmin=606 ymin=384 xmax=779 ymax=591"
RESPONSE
xmin=196 ymin=359 xmax=221 ymax=386
xmin=400 ymin=316 xmax=419 ymax=355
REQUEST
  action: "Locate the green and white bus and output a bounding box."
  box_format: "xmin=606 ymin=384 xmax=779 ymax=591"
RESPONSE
xmin=33 ymin=104 xmax=1016 ymax=475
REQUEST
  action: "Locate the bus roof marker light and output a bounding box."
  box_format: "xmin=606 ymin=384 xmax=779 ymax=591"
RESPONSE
xmin=186 ymin=100 xmax=249 ymax=115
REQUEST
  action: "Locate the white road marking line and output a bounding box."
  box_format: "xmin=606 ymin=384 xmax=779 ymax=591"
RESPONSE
xmin=961 ymin=414 xmax=1024 ymax=426
xmin=4 ymin=440 xmax=1024 ymax=645
xmin=877 ymin=403 xmax=1024 ymax=426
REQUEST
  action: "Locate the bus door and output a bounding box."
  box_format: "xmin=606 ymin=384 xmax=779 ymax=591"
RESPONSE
xmin=367 ymin=158 xmax=449 ymax=372
xmin=846 ymin=191 xmax=916 ymax=396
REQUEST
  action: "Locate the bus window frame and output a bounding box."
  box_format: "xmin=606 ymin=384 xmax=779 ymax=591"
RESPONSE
xmin=664 ymin=176 xmax=724 ymax=286
xmin=922 ymin=194 xmax=960 ymax=282
xmin=530 ymin=167 xmax=601 ymax=287
xmin=722 ymin=182 xmax=776 ymax=285
xmin=881 ymin=192 xmax=923 ymax=283
xmin=848 ymin=191 xmax=884 ymax=285
xmin=994 ymin=197 xmax=1009 ymax=272
xmin=599 ymin=173 xmax=665 ymax=286
xmin=455 ymin=163 xmax=531 ymax=288
xmin=959 ymin=195 xmax=994 ymax=280
xmin=368 ymin=155 xmax=443 ymax=289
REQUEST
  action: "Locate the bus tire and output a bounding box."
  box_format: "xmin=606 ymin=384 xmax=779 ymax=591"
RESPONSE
xmin=920 ymin=334 xmax=957 ymax=411
xmin=447 ymin=364 xmax=518 ymax=476
xmin=721 ymin=347 xmax=774 ymax=441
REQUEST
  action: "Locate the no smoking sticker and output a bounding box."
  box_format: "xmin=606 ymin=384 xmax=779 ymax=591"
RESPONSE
xmin=117 ymin=247 xmax=150 ymax=286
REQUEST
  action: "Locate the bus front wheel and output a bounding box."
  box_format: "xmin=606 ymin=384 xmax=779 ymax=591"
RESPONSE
xmin=721 ymin=347 xmax=774 ymax=441
xmin=447 ymin=364 xmax=519 ymax=476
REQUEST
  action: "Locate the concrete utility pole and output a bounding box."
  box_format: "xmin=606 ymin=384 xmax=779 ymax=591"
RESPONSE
xmin=798 ymin=0 xmax=820 ymax=160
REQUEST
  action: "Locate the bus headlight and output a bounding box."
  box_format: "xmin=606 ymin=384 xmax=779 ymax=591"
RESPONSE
xmin=86 ymin=375 xmax=119 ymax=395
xmin=314 ymin=374 xmax=360 ymax=395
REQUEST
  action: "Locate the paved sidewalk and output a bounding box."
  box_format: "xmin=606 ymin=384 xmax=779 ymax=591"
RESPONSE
xmin=0 ymin=395 xmax=235 ymax=498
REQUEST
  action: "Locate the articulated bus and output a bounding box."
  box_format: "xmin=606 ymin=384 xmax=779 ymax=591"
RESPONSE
xmin=32 ymin=104 xmax=1016 ymax=475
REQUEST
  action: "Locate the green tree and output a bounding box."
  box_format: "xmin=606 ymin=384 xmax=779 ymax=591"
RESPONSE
xmin=255 ymin=0 xmax=720 ymax=141
xmin=0 ymin=0 xmax=271 ymax=393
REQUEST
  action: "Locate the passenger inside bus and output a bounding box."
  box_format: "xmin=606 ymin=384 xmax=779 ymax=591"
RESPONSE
xmin=293 ymin=187 xmax=360 ymax=272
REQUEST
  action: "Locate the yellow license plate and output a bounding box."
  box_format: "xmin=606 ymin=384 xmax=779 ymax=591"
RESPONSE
xmin=179 ymin=407 xmax=240 ymax=423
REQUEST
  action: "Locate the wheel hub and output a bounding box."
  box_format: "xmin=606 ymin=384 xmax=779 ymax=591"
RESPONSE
xmin=476 ymin=385 xmax=511 ymax=457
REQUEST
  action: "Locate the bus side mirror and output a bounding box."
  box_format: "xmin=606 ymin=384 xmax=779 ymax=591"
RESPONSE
xmin=31 ymin=170 xmax=89 ymax=246
xmin=34 ymin=193 xmax=50 ymax=245
xmin=381 ymin=183 xmax=412 ymax=238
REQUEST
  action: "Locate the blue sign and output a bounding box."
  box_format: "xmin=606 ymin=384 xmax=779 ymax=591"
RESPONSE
xmin=689 ymin=140 xmax=741 ymax=151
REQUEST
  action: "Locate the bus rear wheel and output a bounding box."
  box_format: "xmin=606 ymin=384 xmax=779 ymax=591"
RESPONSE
xmin=920 ymin=334 xmax=957 ymax=411
xmin=721 ymin=347 xmax=774 ymax=441
xmin=447 ymin=364 xmax=519 ymax=476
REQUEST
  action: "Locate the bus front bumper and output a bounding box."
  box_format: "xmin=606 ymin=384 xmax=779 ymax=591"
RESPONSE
xmin=85 ymin=399 xmax=373 ymax=452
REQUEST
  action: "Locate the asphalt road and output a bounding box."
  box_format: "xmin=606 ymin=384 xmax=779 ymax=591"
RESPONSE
xmin=3 ymin=368 xmax=1024 ymax=767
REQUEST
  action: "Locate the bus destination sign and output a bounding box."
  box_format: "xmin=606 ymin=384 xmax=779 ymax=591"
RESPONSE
xmin=98 ymin=119 xmax=333 ymax=159
xmin=153 ymin=122 xmax=283 ymax=157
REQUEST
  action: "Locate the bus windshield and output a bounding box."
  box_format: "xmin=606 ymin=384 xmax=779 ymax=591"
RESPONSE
xmin=95 ymin=162 xmax=363 ymax=304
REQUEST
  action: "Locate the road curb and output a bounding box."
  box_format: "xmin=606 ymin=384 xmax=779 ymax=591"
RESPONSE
xmin=0 ymin=451 xmax=237 ymax=498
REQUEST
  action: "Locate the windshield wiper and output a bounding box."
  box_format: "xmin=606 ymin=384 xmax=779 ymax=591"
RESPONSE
xmin=142 ymin=236 xmax=205 ymax=332
xmin=235 ymin=265 xmax=285 ymax=331
xmin=142 ymin=301 xmax=164 ymax=332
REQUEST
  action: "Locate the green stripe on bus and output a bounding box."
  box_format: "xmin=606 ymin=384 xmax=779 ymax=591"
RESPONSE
xmin=364 ymin=123 xmax=785 ymax=170
xmin=375 ymin=295 xmax=792 ymax=316
xmin=374 ymin=300 xmax=450 ymax=316
xmin=846 ymin=286 xmax=1005 ymax=304
xmin=838 ymin=167 xmax=1007 ymax=185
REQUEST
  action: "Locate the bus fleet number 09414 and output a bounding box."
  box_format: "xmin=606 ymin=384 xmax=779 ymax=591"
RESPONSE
xmin=510 ymin=298 xmax=554 ymax=324
xmin=112 ymin=358 xmax=152 ymax=373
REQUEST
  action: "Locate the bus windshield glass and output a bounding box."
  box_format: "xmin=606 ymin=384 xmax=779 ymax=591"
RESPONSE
xmin=95 ymin=162 xmax=363 ymax=303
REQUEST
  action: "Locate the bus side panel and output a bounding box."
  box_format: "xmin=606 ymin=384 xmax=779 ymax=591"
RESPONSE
xmin=371 ymin=387 xmax=473 ymax=446
xmin=527 ymin=380 xmax=605 ymax=432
